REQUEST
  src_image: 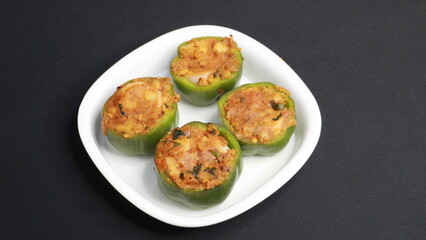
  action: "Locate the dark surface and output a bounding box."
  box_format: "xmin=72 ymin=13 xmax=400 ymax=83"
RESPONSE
xmin=1 ymin=0 xmax=425 ymax=239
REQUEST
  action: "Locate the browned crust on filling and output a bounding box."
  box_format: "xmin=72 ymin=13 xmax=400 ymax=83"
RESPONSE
xmin=171 ymin=36 xmax=241 ymax=86
xmin=155 ymin=124 xmax=236 ymax=190
xmin=224 ymin=86 xmax=297 ymax=144
xmin=102 ymin=77 xmax=180 ymax=137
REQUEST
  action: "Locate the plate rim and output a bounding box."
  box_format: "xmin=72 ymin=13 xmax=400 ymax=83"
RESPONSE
xmin=77 ymin=24 xmax=322 ymax=227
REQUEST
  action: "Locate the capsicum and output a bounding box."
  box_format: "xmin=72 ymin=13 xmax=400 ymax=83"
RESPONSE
xmin=101 ymin=77 xmax=180 ymax=155
xmin=170 ymin=36 xmax=243 ymax=106
xmin=217 ymin=82 xmax=297 ymax=156
xmin=154 ymin=121 xmax=242 ymax=209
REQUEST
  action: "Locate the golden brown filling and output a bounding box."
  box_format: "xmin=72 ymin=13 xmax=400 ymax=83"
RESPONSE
xmin=171 ymin=36 xmax=241 ymax=86
xmin=224 ymin=86 xmax=297 ymax=144
xmin=155 ymin=124 xmax=236 ymax=191
xmin=102 ymin=77 xmax=180 ymax=138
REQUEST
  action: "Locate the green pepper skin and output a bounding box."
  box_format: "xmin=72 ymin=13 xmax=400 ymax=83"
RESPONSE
xmin=170 ymin=37 xmax=243 ymax=106
xmin=103 ymin=78 xmax=179 ymax=155
xmin=105 ymin=106 xmax=178 ymax=155
xmin=155 ymin=121 xmax=242 ymax=209
xmin=217 ymin=82 xmax=296 ymax=156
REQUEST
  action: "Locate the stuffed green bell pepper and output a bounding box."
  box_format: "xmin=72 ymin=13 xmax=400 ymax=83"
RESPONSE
xmin=170 ymin=36 xmax=243 ymax=106
xmin=101 ymin=77 xmax=180 ymax=155
xmin=154 ymin=121 xmax=242 ymax=209
xmin=217 ymin=82 xmax=297 ymax=156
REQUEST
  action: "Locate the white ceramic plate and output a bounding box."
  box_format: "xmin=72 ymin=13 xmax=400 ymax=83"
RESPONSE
xmin=77 ymin=25 xmax=321 ymax=227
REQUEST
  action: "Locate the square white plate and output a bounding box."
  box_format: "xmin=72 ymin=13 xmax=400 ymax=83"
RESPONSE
xmin=77 ymin=25 xmax=321 ymax=227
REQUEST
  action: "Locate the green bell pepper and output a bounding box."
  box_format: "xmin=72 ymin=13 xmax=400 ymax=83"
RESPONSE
xmin=217 ymin=82 xmax=296 ymax=156
xmin=170 ymin=36 xmax=243 ymax=106
xmin=102 ymin=78 xmax=179 ymax=155
xmin=154 ymin=121 xmax=242 ymax=209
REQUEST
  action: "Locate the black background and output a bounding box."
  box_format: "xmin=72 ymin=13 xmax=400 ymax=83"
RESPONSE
xmin=1 ymin=0 xmax=425 ymax=239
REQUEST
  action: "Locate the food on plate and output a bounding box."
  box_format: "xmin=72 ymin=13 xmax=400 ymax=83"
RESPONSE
xmin=101 ymin=77 xmax=180 ymax=155
xmin=154 ymin=121 xmax=242 ymax=209
xmin=170 ymin=36 xmax=243 ymax=106
xmin=218 ymin=82 xmax=296 ymax=156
